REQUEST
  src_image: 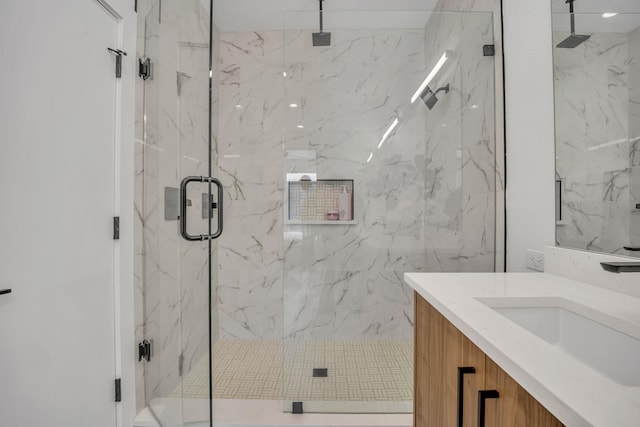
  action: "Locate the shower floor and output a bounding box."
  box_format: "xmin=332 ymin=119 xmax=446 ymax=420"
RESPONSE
xmin=174 ymin=339 xmax=413 ymax=402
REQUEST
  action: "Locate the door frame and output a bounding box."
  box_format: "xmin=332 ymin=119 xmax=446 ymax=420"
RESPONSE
xmin=97 ymin=0 xmax=138 ymax=425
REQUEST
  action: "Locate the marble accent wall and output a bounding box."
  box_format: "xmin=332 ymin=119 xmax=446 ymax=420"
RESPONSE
xmin=422 ymin=11 xmax=498 ymax=272
xmin=134 ymin=0 xmax=216 ymax=410
xmin=629 ymin=27 xmax=640 ymax=252
xmin=554 ymin=30 xmax=640 ymax=256
xmin=435 ymin=0 xmax=505 ymax=274
xmin=216 ymin=31 xmax=285 ymax=340
xmin=217 ymin=29 xmax=429 ymax=341
xmin=281 ymin=28 xmax=427 ymax=342
xmin=217 ymin=12 xmax=500 ymax=342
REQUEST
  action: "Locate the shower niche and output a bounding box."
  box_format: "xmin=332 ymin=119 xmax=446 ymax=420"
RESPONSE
xmin=286 ymin=178 xmax=356 ymax=224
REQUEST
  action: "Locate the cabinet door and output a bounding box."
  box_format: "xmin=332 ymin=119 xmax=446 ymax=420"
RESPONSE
xmin=484 ymin=358 xmax=564 ymax=427
xmin=415 ymin=293 xmax=486 ymax=427
xmin=460 ymin=331 xmax=486 ymax=427
xmin=415 ymin=293 xmax=460 ymax=426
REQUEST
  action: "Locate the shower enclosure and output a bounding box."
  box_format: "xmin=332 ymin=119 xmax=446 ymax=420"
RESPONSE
xmin=278 ymin=9 xmax=498 ymax=413
xmin=135 ymin=2 xmax=501 ymax=425
xmin=135 ymin=0 xmax=215 ymax=425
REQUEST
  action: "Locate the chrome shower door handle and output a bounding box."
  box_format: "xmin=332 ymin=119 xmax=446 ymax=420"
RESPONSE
xmin=180 ymin=176 xmax=223 ymax=241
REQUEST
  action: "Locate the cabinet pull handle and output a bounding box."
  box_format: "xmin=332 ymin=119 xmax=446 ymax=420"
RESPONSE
xmin=457 ymin=367 xmax=476 ymax=427
xmin=478 ymin=390 xmax=499 ymax=427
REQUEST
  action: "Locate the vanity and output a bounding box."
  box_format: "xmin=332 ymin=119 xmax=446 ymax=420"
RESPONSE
xmin=405 ymin=254 xmax=640 ymax=427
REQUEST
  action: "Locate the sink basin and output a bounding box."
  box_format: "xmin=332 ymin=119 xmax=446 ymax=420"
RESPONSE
xmin=476 ymin=297 xmax=640 ymax=387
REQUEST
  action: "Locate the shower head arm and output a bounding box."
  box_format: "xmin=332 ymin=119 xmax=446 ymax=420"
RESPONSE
xmin=319 ymin=0 xmax=325 ymax=33
xmin=566 ymin=0 xmax=576 ymax=35
xmin=433 ymin=84 xmax=450 ymax=96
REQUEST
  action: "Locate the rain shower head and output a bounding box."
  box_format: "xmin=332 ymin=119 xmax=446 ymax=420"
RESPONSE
xmin=313 ymin=32 xmax=331 ymax=47
xmin=557 ymin=33 xmax=590 ymax=48
xmin=421 ymin=83 xmax=450 ymax=110
xmin=312 ymin=0 xmax=331 ymax=46
xmin=556 ymin=0 xmax=590 ymax=48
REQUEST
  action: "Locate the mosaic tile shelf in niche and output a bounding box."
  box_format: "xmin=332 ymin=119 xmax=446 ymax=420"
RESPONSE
xmin=287 ymin=179 xmax=355 ymax=223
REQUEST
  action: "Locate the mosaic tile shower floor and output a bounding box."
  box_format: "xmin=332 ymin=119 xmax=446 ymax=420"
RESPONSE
xmin=173 ymin=339 xmax=413 ymax=401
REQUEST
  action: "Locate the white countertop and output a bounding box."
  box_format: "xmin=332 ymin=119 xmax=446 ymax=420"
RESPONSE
xmin=404 ymin=272 xmax=640 ymax=427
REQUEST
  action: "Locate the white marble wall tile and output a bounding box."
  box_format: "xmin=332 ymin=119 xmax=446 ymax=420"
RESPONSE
xmin=434 ymin=0 xmax=505 ymax=272
xmin=333 ymin=305 xmax=413 ymax=340
xmin=333 ymin=270 xmax=412 ymax=307
xmin=211 ymin=23 xmax=221 ymax=347
xmin=436 ymin=0 xmax=496 ymax=12
xmin=218 ymin=303 xmax=282 ymax=340
xmin=283 ymin=267 xmax=336 ymax=341
xmin=630 ymin=166 xmax=640 ymax=252
xmin=281 ymin=268 xmax=414 ymax=341
xmin=629 ymin=28 xmax=640 ymax=253
xmin=218 ymin=16 xmax=500 ymax=343
xmin=422 ymin=10 xmax=497 ymax=273
xmin=557 ymin=201 xmax=631 ymax=254
xmin=134 ymin=0 xmax=215 ymax=405
xmin=554 ymin=31 xmax=637 ymax=255
xmin=219 ymin=28 xmax=429 ymax=341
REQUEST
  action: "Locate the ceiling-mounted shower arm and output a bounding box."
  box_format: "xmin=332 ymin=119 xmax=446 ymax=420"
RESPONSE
xmin=433 ymin=84 xmax=450 ymax=96
xmin=319 ymin=0 xmax=325 ymax=33
xmin=556 ymin=0 xmax=589 ymax=48
xmin=566 ymin=0 xmax=576 ymax=35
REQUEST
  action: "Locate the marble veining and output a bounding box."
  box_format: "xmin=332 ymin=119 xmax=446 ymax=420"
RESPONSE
xmin=134 ymin=0 xmax=505 ymax=410
xmin=134 ymin=0 xmax=216 ymax=410
xmin=218 ymin=10 xmax=500 ymax=343
xmin=554 ymin=29 xmax=640 ymax=256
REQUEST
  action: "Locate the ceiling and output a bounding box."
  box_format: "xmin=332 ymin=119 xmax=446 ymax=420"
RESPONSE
xmin=213 ymin=0 xmax=439 ymax=32
xmin=552 ymin=13 xmax=640 ymax=34
xmin=551 ymin=0 xmax=640 ymax=34
xmin=551 ymin=0 xmax=640 ymax=14
xmin=212 ymin=0 xmax=640 ymax=35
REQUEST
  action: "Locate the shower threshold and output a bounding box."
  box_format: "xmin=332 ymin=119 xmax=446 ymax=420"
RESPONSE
xmin=134 ymin=398 xmax=412 ymax=427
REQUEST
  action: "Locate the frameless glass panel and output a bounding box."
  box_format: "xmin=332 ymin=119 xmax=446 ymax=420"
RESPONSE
xmin=423 ymin=11 xmax=497 ymax=273
xmin=552 ymin=10 xmax=640 ymax=256
xmin=137 ymin=1 xmax=213 ymax=426
xmin=281 ymin=10 xmax=496 ymax=414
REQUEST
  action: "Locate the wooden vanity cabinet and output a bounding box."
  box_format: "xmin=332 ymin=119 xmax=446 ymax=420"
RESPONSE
xmin=414 ymin=293 xmax=564 ymax=427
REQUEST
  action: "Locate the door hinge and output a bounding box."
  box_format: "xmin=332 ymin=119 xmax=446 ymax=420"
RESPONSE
xmin=139 ymin=58 xmax=152 ymax=80
xmin=107 ymin=48 xmax=127 ymax=78
xmin=115 ymin=378 xmax=122 ymax=402
xmin=483 ymin=44 xmax=495 ymax=57
xmin=113 ymin=216 xmax=120 ymax=240
xmin=138 ymin=339 xmax=152 ymax=362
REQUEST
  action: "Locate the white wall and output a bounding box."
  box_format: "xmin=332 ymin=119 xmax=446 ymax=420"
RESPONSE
xmin=0 ymin=0 xmax=137 ymax=426
xmin=503 ymin=0 xmax=557 ymax=271
xmin=113 ymin=0 xmax=138 ymax=424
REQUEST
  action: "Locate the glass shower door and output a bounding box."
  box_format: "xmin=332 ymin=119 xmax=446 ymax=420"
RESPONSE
xmin=137 ymin=1 xmax=214 ymax=426
xmin=281 ymin=9 xmax=497 ymax=413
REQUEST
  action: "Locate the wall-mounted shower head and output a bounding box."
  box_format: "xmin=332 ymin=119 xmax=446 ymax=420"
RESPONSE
xmin=556 ymin=0 xmax=590 ymax=48
xmin=312 ymin=0 xmax=331 ymax=46
xmin=420 ymin=83 xmax=450 ymax=110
